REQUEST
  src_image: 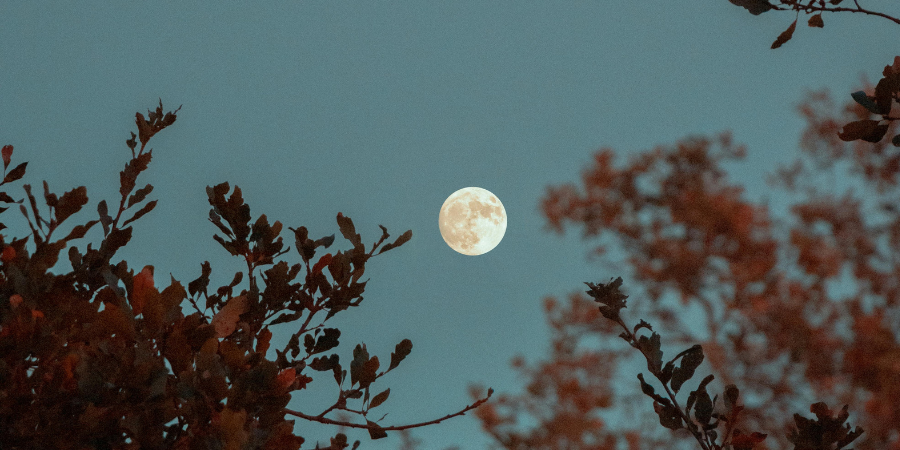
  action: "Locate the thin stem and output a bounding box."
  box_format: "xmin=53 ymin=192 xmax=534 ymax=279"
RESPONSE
xmin=285 ymin=390 xmax=493 ymax=432
xmin=779 ymin=0 xmax=900 ymax=25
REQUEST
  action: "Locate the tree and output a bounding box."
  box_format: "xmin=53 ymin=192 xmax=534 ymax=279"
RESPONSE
xmin=469 ymin=55 xmax=900 ymax=450
xmin=0 ymin=101 xmax=492 ymax=449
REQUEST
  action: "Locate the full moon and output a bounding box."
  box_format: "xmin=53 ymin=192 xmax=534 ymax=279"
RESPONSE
xmin=439 ymin=187 xmax=507 ymax=255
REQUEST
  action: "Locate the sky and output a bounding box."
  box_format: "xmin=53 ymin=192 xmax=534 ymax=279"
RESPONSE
xmin=1 ymin=2 xmax=898 ymax=449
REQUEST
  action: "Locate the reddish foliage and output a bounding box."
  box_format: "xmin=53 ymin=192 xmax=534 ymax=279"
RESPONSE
xmin=0 ymin=101 xmax=475 ymax=449
xmin=472 ymin=59 xmax=900 ymax=449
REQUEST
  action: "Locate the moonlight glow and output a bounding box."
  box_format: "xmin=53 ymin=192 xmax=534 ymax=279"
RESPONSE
xmin=438 ymin=187 xmax=507 ymax=255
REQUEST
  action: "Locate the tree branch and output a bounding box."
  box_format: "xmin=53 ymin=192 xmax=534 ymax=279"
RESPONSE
xmin=284 ymin=389 xmax=493 ymax=432
xmin=779 ymin=0 xmax=900 ymax=25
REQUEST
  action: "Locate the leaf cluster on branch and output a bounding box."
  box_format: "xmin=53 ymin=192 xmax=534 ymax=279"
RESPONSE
xmin=0 ymin=101 xmax=491 ymax=449
xmin=727 ymin=0 xmax=900 ymax=48
xmin=586 ymin=277 xmax=863 ymax=450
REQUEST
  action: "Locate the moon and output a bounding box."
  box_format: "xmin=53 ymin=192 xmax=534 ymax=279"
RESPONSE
xmin=439 ymin=187 xmax=507 ymax=255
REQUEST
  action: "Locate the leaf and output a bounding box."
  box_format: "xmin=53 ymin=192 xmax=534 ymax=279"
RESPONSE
xmin=275 ymin=368 xmax=296 ymax=391
xmin=351 ymin=344 xmax=370 ymax=387
xmin=378 ymin=229 xmax=413 ymax=254
xmin=839 ymin=119 xmax=889 ymax=143
xmin=771 ymin=19 xmax=797 ymax=49
xmin=369 ymin=388 xmax=390 ymax=409
xmin=731 ymin=430 xmax=768 ymax=450
xmin=63 ymin=219 xmax=98 ymax=242
xmin=100 ymin=226 xmax=133 ymax=258
xmin=122 ymin=199 xmax=157 ymax=227
xmin=54 ymin=186 xmax=88 ymax=224
xmin=728 ymin=0 xmax=775 ymax=15
xmin=211 ymin=295 xmax=248 ymax=338
xmin=188 ymin=261 xmax=211 ymax=298
xmin=637 ymin=373 xmax=669 ymax=404
xmin=43 ymin=180 xmax=58 ymax=208
xmin=98 ymin=200 xmax=112 ymax=235
xmin=807 ymin=13 xmax=824 ymax=28
xmin=269 ymin=311 xmax=301 ymax=325
xmin=359 ymin=356 xmax=379 ymax=388
xmin=584 ymin=277 xmax=629 ymax=322
xmin=635 ymin=332 xmax=664 ymax=374
xmin=136 ymin=112 xmax=153 ymax=145
xmin=0 ymin=192 xmax=14 ymax=203
xmin=131 ymin=265 xmax=154 ymax=316
xmin=724 ymin=384 xmax=740 ymax=410
xmin=788 ymin=403 xmax=864 ymax=449
xmin=257 ymin=327 xmax=272 ymax=356
xmin=1 ymin=145 xmax=11 ymax=169
xmin=367 ymin=420 xmax=388 ymax=440
xmin=1 ymin=246 xmax=16 ymax=263
xmin=127 ymin=183 xmax=153 ymax=208
xmin=310 ymin=354 xmax=340 ymax=372
xmin=336 ymin=212 xmax=363 ymax=249
xmin=690 ymin=375 xmax=716 ymax=425
xmin=313 ymin=328 xmax=341 ymax=354
xmin=312 ymin=253 xmax=333 ymax=275
xmin=3 ymin=162 xmax=27 ymax=184
xmin=389 ymin=339 xmax=413 ymax=371
xmin=874 ymin=76 xmax=897 ymax=115
xmin=633 ymin=319 xmax=653 ymax=335
xmin=850 ymin=91 xmax=881 ymax=114
xmin=670 ymin=345 xmax=704 ymax=393
xmin=653 ymin=401 xmax=683 ymax=430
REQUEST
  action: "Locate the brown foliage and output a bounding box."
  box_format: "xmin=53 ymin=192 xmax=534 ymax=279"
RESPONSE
xmin=0 ymin=101 xmax=490 ymax=449
xmin=472 ymin=58 xmax=900 ymax=450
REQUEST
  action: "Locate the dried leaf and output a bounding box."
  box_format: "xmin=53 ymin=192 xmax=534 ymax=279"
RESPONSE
xmin=670 ymin=345 xmax=704 ymax=393
xmin=771 ymin=19 xmax=797 ymax=49
xmin=131 ymin=265 xmax=154 ymax=316
xmin=378 ymin=229 xmax=412 ymax=254
xmin=367 ymin=420 xmax=387 ymax=440
xmin=127 ymin=184 xmax=153 ymax=208
xmin=389 ymin=339 xmax=413 ymax=371
xmin=122 ymin=200 xmax=157 ymax=227
xmin=838 ymin=119 xmax=889 ymax=143
xmin=850 ymin=90 xmax=881 ymax=114
xmin=3 ymin=162 xmax=27 ymax=184
xmin=1 ymin=145 xmax=11 ymax=169
xmin=212 ymin=295 xmax=248 ymax=338
xmin=55 ymin=186 xmax=88 ymax=224
xmin=807 ymin=13 xmax=824 ymax=28
xmin=728 ymin=0 xmax=775 ymax=15
xmin=369 ymin=388 xmax=390 ymax=409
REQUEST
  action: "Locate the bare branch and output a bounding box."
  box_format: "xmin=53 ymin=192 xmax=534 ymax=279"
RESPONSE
xmin=779 ymin=0 xmax=900 ymax=25
xmin=285 ymin=389 xmax=493 ymax=432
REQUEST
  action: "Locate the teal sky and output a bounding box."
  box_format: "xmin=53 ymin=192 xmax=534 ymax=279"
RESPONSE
xmin=2 ymin=2 xmax=897 ymax=448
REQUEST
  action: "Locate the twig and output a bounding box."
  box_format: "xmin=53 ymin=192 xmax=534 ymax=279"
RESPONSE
xmin=779 ymin=0 xmax=900 ymax=25
xmin=285 ymin=389 xmax=493 ymax=432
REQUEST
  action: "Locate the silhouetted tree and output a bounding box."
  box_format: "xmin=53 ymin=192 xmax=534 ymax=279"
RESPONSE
xmin=0 ymin=101 xmax=491 ymax=449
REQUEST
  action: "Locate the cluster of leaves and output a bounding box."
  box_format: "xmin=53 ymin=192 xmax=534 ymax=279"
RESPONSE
xmin=0 ymin=101 xmax=490 ymax=449
xmin=727 ymin=0 xmax=900 ymax=49
xmin=837 ymin=57 xmax=900 ymax=147
xmin=585 ymin=277 xmax=863 ymax=450
xmin=471 ymin=62 xmax=900 ymax=450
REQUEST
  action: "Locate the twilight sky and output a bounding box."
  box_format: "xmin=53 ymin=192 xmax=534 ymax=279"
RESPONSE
xmin=1 ymin=2 xmax=897 ymax=448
